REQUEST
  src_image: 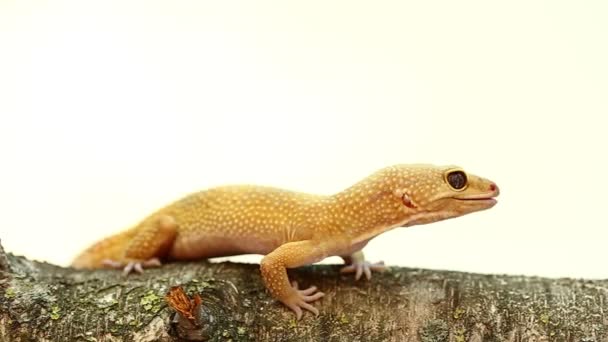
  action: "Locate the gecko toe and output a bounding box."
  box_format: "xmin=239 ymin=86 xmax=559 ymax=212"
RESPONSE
xmin=143 ymin=258 xmax=162 ymax=267
xmin=299 ymin=301 xmax=319 ymax=316
xmin=370 ymin=261 xmax=386 ymax=272
xmin=342 ymin=260 xmax=386 ymax=281
xmin=355 ymin=265 xmax=363 ymax=280
xmin=340 ymin=265 xmax=356 ymax=273
xmin=122 ymin=262 xmax=135 ymax=275
xmin=299 ymin=286 xmax=318 ymax=296
xmin=302 ymin=292 xmax=324 ymax=302
xmin=287 ymin=303 xmax=303 ymax=320
xmin=285 ymin=282 xmax=324 ymax=319
xmin=102 ymin=259 xmax=122 ymax=268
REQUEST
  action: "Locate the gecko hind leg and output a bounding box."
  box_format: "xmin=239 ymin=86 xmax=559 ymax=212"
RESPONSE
xmin=103 ymin=215 xmax=178 ymax=275
xmin=340 ymin=250 xmax=386 ymax=280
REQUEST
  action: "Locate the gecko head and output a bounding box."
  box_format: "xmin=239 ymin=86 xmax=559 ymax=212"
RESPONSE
xmin=389 ymin=164 xmax=499 ymax=225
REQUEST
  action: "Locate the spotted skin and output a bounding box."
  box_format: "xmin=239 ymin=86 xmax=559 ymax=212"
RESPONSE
xmin=72 ymin=164 xmax=499 ymax=319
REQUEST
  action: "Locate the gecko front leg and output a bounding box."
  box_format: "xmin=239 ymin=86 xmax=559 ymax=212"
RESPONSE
xmin=340 ymin=250 xmax=386 ymax=280
xmin=260 ymin=240 xmax=329 ymax=320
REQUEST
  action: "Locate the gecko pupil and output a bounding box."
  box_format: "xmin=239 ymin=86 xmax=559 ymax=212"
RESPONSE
xmin=447 ymin=171 xmax=467 ymax=190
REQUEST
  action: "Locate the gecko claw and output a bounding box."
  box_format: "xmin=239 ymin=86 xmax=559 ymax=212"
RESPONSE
xmin=285 ymin=281 xmax=324 ymax=320
xmin=340 ymin=260 xmax=386 ymax=280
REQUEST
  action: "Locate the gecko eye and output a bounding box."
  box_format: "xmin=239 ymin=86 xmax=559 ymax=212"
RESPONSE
xmin=446 ymin=170 xmax=468 ymax=190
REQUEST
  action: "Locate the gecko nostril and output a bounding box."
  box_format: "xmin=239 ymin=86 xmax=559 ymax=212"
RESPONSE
xmin=489 ymin=183 xmax=498 ymax=192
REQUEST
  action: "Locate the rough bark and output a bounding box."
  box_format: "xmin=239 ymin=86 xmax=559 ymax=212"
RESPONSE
xmin=1 ymin=240 xmax=607 ymax=342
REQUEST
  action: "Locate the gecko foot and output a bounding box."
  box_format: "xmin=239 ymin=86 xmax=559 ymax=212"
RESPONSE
xmin=284 ymin=281 xmax=325 ymax=320
xmin=340 ymin=260 xmax=386 ymax=280
xmin=102 ymin=258 xmax=162 ymax=275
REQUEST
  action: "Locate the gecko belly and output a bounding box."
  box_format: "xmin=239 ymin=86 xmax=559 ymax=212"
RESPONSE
xmin=168 ymin=232 xmax=279 ymax=260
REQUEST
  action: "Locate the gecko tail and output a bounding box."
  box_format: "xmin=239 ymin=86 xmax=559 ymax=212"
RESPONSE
xmin=71 ymin=229 xmax=135 ymax=269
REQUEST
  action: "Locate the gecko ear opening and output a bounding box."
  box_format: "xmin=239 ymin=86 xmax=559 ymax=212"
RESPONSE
xmin=401 ymin=192 xmax=417 ymax=209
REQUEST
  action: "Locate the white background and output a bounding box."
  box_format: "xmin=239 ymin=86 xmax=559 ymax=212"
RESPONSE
xmin=1 ymin=1 xmax=607 ymax=278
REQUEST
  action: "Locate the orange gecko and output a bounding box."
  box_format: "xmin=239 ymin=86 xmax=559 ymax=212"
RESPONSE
xmin=72 ymin=164 xmax=499 ymax=319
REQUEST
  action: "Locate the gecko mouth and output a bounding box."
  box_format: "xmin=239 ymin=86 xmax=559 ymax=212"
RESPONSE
xmin=459 ymin=197 xmax=497 ymax=204
xmin=458 ymin=196 xmax=496 ymax=201
xmin=454 ymin=193 xmax=498 ymax=206
xmin=455 ymin=198 xmax=498 ymax=210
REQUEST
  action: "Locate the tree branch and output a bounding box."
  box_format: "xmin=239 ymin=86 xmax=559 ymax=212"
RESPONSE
xmin=0 ymin=240 xmax=606 ymax=341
